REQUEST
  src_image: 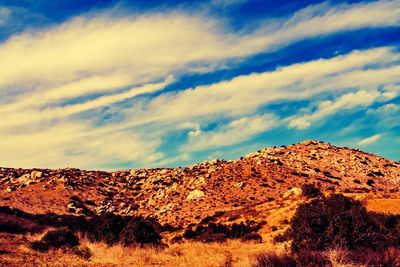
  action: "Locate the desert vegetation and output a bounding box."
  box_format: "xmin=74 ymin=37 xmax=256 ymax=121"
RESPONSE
xmin=1 ymin=142 xmax=400 ymax=266
xmin=2 ymin=193 xmax=400 ymax=266
xmin=268 ymin=194 xmax=400 ymax=266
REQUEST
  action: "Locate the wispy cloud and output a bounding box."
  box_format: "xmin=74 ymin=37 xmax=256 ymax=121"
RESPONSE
xmin=0 ymin=7 xmax=10 ymax=26
xmin=358 ymin=134 xmax=382 ymax=146
xmin=288 ymin=90 xmax=394 ymax=130
xmin=183 ymin=114 xmax=276 ymax=151
xmin=122 ymin=47 xmax=399 ymax=128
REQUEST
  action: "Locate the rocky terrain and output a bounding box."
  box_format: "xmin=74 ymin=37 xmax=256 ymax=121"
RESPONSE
xmin=1 ymin=140 xmax=400 ymax=266
xmin=1 ymin=140 xmax=399 ymax=230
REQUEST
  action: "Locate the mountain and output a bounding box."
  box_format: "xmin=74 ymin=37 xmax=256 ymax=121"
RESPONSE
xmin=1 ymin=140 xmax=399 ymax=230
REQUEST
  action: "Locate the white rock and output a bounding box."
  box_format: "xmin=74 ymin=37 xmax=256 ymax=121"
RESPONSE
xmin=18 ymin=174 xmax=31 ymax=184
xmin=31 ymin=171 xmax=43 ymax=180
xmin=234 ymin=182 xmax=244 ymax=188
xmin=158 ymin=203 xmax=174 ymax=214
xmin=187 ymin=189 xmax=205 ymax=200
xmin=159 ymin=169 xmax=168 ymax=174
xmin=283 ymin=187 xmax=302 ymax=198
xmin=208 ymin=166 xmax=217 ymax=174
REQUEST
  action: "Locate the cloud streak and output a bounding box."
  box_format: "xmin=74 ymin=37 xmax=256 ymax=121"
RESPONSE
xmin=358 ymin=134 xmax=382 ymax=146
xmin=183 ymin=114 xmax=276 ymax=151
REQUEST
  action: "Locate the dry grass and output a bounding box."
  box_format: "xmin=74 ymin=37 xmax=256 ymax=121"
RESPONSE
xmin=1 ymin=230 xmax=279 ymax=266
xmin=325 ymin=248 xmax=359 ymax=267
xmin=364 ymin=198 xmax=400 ymax=214
xmin=83 ymin=239 xmax=277 ymax=267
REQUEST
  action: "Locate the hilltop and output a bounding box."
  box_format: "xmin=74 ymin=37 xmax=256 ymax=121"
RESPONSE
xmin=1 ymin=140 xmax=399 ymax=228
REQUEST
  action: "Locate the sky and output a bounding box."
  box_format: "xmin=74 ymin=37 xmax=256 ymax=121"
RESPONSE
xmin=0 ymin=0 xmax=399 ymax=170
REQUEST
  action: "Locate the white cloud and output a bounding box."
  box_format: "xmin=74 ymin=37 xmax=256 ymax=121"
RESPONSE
xmin=120 ymin=47 xmax=400 ymax=128
xmin=358 ymin=134 xmax=382 ymax=146
xmin=1 ymin=0 xmax=399 ymax=103
xmin=377 ymin=103 xmax=400 ymax=113
xmin=211 ymin=0 xmax=247 ymax=8
xmin=183 ymin=114 xmax=275 ymax=151
xmin=288 ymin=90 xmax=392 ymax=130
xmin=0 ymin=7 xmax=10 ymax=26
xmin=0 ymin=122 xmax=163 ymax=169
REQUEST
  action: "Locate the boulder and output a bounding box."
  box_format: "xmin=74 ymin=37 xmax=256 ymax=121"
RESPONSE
xmin=283 ymin=187 xmax=302 ymax=198
xmin=187 ymin=189 xmax=205 ymax=200
xmin=31 ymin=171 xmax=43 ymax=180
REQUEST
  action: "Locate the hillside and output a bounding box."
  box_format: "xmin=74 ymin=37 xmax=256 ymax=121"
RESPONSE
xmin=1 ymin=140 xmax=399 ymax=228
xmin=1 ymin=140 xmax=400 ymax=266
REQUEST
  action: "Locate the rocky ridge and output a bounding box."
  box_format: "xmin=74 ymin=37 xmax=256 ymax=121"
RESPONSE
xmin=1 ymin=140 xmax=399 ymax=227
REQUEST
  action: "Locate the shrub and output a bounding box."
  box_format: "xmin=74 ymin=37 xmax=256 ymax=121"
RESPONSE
xmin=31 ymin=228 xmax=79 ymax=252
xmin=241 ymin=232 xmax=262 ymax=243
xmin=31 ymin=241 xmax=50 ymax=252
xmin=71 ymin=245 xmax=92 ymax=260
xmin=301 ymin=184 xmax=321 ymax=198
xmin=280 ymin=194 xmax=400 ymax=251
xmin=295 ymin=250 xmax=328 ymax=266
xmin=119 ymin=217 xmax=161 ymax=246
xmin=84 ymin=213 xmax=162 ymax=246
xmin=252 ymin=252 xmax=296 ymax=267
xmin=183 ymin=221 xmax=261 ymax=243
xmin=170 ymin=235 xmax=183 ymax=244
xmin=222 ymin=252 xmax=233 ymax=267
xmin=350 ymin=247 xmax=400 ymax=266
xmin=85 ymin=213 xmax=128 ymax=245
xmin=42 ymin=228 xmax=80 ymax=248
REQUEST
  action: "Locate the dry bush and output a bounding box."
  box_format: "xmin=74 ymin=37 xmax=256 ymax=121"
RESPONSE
xmin=221 ymin=252 xmax=233 ymax=267
xmin=85 ymin=213 xmax=127 ymax=245
xmin=350 ymin=247 xmax=400 ymax=267
xmin=301 ymin=184 xmax=321 ymax=198
xmin=279 ymin=194 xmax=400 ymax=251
xmin=120 ymin=217 xmax=162 ymax=246
xmin=325 ymin=248 xmax=354 ymax=267
xmin=252 ymin=252 xmax=296 ymax=267
xmin=31 ymin=228 xmax=79 ymax=252
xmin=70 ymin=245 xmax=92 ymax=260
xmin=183 ymin=221 xmax=262 ymax=243
xmin=83 ymin=213 xmax=162 ymax=247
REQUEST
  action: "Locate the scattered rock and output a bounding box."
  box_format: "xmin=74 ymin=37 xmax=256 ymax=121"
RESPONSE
xmin=187 ymin=189 xmax=205 ymax=200
xmin=283 ymin=187 xmax=302 ymax=198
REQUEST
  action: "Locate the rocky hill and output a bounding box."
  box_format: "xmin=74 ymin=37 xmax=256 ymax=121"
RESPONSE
xmin=1 ymin=140 xmax=399 ymax=229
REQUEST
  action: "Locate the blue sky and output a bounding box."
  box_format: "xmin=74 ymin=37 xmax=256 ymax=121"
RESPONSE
xmin=0 ymin=0 xmax=399 ymax=169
